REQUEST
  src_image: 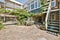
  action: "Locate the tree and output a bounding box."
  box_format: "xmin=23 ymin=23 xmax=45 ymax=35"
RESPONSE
xmin=0 ymin=8 xmax=6 ymax=14
xmin=10 ymin=9 xmax=34 ymax=25
xmin=40 ymin=0 xmax=48 ymax=13
xmin=0 ymin=8 xmax=12 ymax=14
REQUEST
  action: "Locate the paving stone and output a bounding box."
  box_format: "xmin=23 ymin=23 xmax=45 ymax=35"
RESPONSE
xmin=0 ymin=25 xmax=59 ymax=40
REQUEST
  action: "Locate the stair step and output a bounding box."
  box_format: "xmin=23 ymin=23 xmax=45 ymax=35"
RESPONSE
xmin=48 ymin=24 xmax=59 ymax=27
xmin=48 ymin=26 xmax=59 ymax=29
xmin=48 ymin=27 xmax=59 ymax=30
xmin=49 ymin=20 xmax=60 ymax=22
xmin=49 ymin=22 xmax=59 ymax=24
xmin=47 ymin=29 xmax=59 ymax=33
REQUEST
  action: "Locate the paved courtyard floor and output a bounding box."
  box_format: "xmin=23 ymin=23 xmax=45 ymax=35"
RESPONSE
xmin=0 ymin=25 xmax=60 ymax=40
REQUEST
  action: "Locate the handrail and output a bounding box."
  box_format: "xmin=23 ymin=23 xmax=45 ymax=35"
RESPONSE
xmin=45 ymin=1 xmax=51 ymax=30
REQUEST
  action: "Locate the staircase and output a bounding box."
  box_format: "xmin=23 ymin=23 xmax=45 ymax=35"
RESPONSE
xmin=45 ymin=0 xmax=60 ymax=35
xmin=47 ymin=20 xmax=59 ymax=34
xmin=47 ymin=12 xmax=60 ymax=35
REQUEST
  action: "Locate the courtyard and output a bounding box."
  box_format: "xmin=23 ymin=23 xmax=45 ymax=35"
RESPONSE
xmin=0 ymin=0 xmax=60 ymax=40
xmin=0 ymin=25 xmax=60 ymax=40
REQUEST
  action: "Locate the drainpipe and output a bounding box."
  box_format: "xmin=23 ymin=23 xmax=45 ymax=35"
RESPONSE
xmin=59 ymin=0 xmax=60 ymax=33
xmin=4 ymin=0 xmax=6 ymax=22
xmin=45 ymin=1 xmax=51 ymax=30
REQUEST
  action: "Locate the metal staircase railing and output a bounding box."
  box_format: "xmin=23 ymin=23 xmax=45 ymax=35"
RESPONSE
xmin=45 ymin=1 xmax=51 ymax=30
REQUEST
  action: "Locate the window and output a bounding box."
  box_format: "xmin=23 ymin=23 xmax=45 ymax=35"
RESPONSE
xmin=27 ymin=4 xmax=30 ymax=10
xmin=38 ymin=1 xmax=40 ymax=7
xmin=51 ymin=13 xmax=56 ymax=20
xmin=51 ymin=1 xmax=56 ymax=7
xmin=28 ymin=7 xmax=30 ymax=10
xmin=28 ymin=6 xmax=30 ymax=10
xmin=35 ymin=2 xmax=37 ymax=8
xmin=31 ymin=3 xmax=34 ymax=9
xmin=34 ymin=8 xmax=40 ymax=13
xmin=26 ymin=3 xmax=30 ymax=10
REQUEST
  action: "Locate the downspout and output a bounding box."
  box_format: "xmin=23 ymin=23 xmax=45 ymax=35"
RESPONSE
xmin=45 ymin=1 xmax=51 ymax=30
xmin=58 ymin=1 xmax=60 ymax=34
xmin=4 ymin=0 xmax=6 ymax=22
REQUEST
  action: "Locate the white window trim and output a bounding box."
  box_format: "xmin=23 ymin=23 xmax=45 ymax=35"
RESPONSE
xmin=28 ymin=0 xmax=41 ymax=11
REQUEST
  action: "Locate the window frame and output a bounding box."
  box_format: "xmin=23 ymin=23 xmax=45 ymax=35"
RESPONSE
xmin=51 ymin=0 xmax=56 ymax=7
xmin=31 ymin=3 xmax=34 ymax=10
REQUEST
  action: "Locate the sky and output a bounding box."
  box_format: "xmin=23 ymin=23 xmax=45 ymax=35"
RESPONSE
xmin=16 ymin=0 xmax=27 ymax=3
xmin=0 ymin=0 xmax=5 ymax=2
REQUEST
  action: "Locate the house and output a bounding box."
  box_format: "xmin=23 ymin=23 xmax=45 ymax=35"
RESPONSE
xmin=0 ymin=0 xmax=5 ymax=8
xmin=5 ymin=0 xmax=23 ymax=10
xmin=24 ymin=0 xmax=60 ymax=35
xmin=24 ymin=0 xmax=41 ymax=13
xmin=24 ymin=0 xmax=44 ymax=23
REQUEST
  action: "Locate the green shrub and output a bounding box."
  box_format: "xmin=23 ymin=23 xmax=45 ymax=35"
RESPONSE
xmin=0 ymin=22 xmax=4 ymax=30
xmin=9 ymin=9 xmax=34 ymax=25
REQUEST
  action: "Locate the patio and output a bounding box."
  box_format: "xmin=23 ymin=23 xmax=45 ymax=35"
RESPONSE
xmin=0 ymin=25 xmax=59 ymax=40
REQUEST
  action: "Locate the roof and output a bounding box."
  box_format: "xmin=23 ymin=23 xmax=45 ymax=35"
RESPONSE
xmin=24 ymin=0 xmax=34 ymax=4
xmin=10 ymin=0 xmax=23 ymax=5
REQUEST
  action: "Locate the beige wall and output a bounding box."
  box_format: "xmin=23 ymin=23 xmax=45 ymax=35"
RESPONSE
xmin=50 ymin=11 xmax=59 ymax=21
xmin=0 ymin=0 xmax=23 ymax=10
xmin=5 ymin=1 xmax=23 ymax=10
xmin=0 ymin=2 xmax=4 ymax=8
